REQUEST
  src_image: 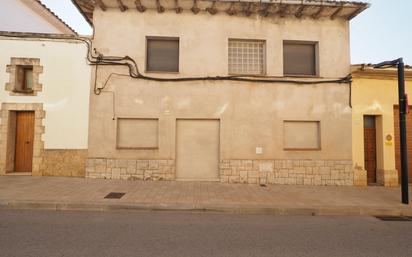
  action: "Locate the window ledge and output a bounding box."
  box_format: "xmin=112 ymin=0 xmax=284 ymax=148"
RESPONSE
xmin=283 ymin=75 xmax=321 ymax=78
xmin=228 ymin=73 xmax=267 ymax=76
xmin=12 ymin=89 xmax=34 ymax=94
xmin=144 ymin=70 xmax=180 ymax=74
xmin=116 ymin=147 xmax=159 ymax=150
xmin=284 ymin=148 xmax=322 ymax=151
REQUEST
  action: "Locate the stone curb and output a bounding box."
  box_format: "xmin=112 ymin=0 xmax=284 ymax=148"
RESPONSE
xmin=1 ymin=200 xmax=412 ymax=216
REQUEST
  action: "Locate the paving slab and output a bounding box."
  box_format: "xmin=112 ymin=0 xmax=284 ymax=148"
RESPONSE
xmin=0 ymin=176 xmax=411 ymax=215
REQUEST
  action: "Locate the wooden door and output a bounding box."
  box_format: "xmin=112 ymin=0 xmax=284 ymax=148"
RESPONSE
xmin=364 ymin=116 xmax=377 ymax=184
xmin=394 ymin=106 xmax=412 ymax=183
xmin=14 ymin=111 xmax=35 ymax=172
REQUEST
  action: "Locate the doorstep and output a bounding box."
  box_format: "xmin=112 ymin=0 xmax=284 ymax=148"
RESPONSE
xmin=4 ymin=172 xmax=32 ymax=176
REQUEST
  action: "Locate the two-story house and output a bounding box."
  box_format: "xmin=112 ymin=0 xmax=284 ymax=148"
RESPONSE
xmin=73 ymin=0 xmax=368 ymax=185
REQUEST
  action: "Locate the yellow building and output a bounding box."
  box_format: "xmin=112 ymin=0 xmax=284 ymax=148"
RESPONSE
xmin=351 ymin=64 xmax=412 ymax=187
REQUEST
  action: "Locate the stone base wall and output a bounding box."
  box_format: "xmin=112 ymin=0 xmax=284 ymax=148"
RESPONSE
xmin=353 ymin=168 xmax=367 ymax=186
xmin=86 ymin=158 xmax=175 ymax=181
xmin=378 ymin=169 xmax=398 ymax=187
xmin=86 ymin=158 xmax=353 ymax=186
xmin=220 ymin=159 xmax=354 ymax=186
xmin=41 ymin=150 xmax=87 ymax=177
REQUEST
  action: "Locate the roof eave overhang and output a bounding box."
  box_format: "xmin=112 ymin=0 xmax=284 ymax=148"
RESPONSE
xmin=351 ymin=64 xmax=412 ymax=80
xmin=71 ymin=0 xmax=94 ymax=27
xmin=31 ymin=0 xmax=78 ymax=35
xmin=72 ymin=0 xmax=370 ymax=27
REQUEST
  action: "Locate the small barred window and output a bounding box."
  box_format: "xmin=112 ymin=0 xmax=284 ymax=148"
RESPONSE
xmin=15 ymin=65 xmax=34 ymax=92
xmin=5 ymin=58 xmax=42 ymax=96
xmin=228 ymin=39 xmax=265 ymax=75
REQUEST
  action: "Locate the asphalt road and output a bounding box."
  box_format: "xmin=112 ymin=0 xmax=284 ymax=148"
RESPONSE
xmin=0 ymin=210 xmax=412 ymax=257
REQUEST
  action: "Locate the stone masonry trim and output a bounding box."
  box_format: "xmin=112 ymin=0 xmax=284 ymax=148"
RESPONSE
xmin=0 ymin=103 xmax=45 ymax=175
xmin=86 ymin=159 xmax=176 ymax=181
xmin=86 ymin=158 xmax=353 ymax=186
xmin=220 ymin=159 xmax=354 ymax=186
xmin=5 ymin=58 xmax=43 ymax=96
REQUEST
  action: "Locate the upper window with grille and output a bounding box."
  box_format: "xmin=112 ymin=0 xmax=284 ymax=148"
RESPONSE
xmin=15 ymin=65 xmax=34 ymax=92
xmin=228 ymin=39 xmax=265 ymax=75
xmin=5 ymin=57 xmax=43 ymax=96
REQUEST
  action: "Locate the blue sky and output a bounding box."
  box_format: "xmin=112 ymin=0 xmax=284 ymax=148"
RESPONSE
xmin=40 ymin=0 xmax=411 ymax=64
xmin=350 ymin=0 xmax=412 ymax=64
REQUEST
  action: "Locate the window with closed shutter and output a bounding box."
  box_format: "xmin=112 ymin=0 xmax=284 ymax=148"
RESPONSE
xmin=146 ymin=37 xmax=179 ymax=72
xmin=283 ymin=41 xmax=317 ymax=76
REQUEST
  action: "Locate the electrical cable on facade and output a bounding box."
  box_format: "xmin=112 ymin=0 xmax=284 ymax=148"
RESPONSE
xmin=0 ymin=33 xmax=352 ymax=97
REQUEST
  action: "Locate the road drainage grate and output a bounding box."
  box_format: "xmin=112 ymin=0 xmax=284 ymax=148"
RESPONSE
xmin=374 ymin=216 xmax=412 ymax=221
xmin=104 ymin=192 xmax=126 ymax=199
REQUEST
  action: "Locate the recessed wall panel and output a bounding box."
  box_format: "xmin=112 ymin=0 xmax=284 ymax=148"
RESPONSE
xmin=176 ymin=119 xmax=220 ymax=181
xmin=284 ymin=121 xmax=321 ymax=150
xmin=117 ymin=118 xmax=158 ymax=149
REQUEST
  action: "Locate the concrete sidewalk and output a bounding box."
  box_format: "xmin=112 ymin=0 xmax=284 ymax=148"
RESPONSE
xmin=0 ymin=176 xmax=411 ymax=216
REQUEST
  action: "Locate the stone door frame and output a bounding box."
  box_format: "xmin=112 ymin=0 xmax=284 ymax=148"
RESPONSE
xmin=0 ymin=103 xmax=45 ymax=175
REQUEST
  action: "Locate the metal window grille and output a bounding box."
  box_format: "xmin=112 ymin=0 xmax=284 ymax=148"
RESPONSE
xmin=229 ymin=40 xmax=265 ymax=75
xmin=15 ymin=65 xmax=33 ymax=91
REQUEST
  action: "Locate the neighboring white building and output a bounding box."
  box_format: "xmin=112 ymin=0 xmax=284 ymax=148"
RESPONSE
xmin=0 ymin=1 xmax=91 ymax=177
xmin=0 ymin=0 xmax=77 ymax=35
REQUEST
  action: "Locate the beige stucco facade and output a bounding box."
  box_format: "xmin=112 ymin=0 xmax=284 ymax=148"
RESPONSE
xmin=86 ymin=2 xmax=360 ymax=186
xmin=351 ymin=65 xmax=412 ymax=187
